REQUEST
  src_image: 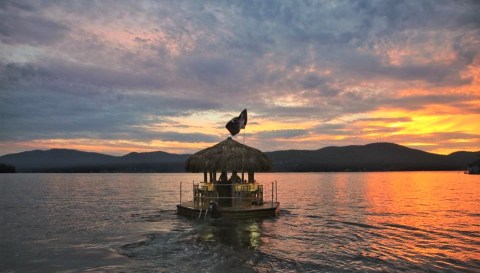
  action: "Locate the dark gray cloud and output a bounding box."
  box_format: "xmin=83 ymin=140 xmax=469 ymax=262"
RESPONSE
xmin=0 ymin=0 xmax=35 ymax=11
xmin=254 ymin=129 xmax=309 ymax=140
xmin=354 ymin=117 xmax=412 ymax=123
xmin=156 ymin=132 xmax=221 ymax=143
xmin=312 ymin=124 xmax=349 ymax=136
xmin=0 ymin=0 xmax=479 ymax=154
xmin=0 ymin=61 xmax=220 ymax=142
xmin=0 ymin=62 xmax=51 ymax=85
xmin=0 ymin=11 xmax=68 ymax=45
xmin=180 ymin=56 xmax=235 ymax=86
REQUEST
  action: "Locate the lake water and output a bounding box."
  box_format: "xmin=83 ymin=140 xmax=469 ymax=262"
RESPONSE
xmin=0 ymin=172 xmax=479 ymax=273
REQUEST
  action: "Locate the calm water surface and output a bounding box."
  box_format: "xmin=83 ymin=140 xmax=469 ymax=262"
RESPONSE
xmin=1 ymin=172 xmax=479 ymax=272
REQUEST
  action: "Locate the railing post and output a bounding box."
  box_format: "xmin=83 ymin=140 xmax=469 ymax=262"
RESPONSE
xmin=271 ymin=182 xmax=274 ymax=208
xmin=275 ymin=180 xmax=277 ymax=203
xmin=180 ymin=182 xmax=182 ymax=205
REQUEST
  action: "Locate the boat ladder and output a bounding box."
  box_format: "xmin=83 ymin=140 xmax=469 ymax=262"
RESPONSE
xmin=198 ymin=208 xmax=209 ymax=220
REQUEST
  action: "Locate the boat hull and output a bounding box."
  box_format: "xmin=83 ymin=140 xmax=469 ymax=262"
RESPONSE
xmin=177 ymin=201 xmax=280 ymax=219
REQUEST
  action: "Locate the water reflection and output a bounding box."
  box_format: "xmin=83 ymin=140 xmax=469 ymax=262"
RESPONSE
xmin=3 ymin=172 xmax=479 ymax=273
xmin=196 ymin=219 xmax=263 ymax=249
xmin=254 ymin=172 xmax=480 ymax=272
xmin=363 ymin=172 xmax=480 ymax=265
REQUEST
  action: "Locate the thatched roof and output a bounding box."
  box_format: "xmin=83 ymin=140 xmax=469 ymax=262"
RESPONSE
xmin=185 ymin=137 xmax=271 ymax=172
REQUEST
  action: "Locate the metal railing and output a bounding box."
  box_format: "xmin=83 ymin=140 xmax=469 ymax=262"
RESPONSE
xmin=179 ymin=180 xmax=278 ymax=209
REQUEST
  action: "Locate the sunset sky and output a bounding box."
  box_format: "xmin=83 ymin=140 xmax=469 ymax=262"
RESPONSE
xmin=1 ymin=0 xmax=479 ymax=156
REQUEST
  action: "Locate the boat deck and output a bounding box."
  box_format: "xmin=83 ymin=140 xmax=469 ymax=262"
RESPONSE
xmin=177 ymin=201 xmax=280 ymax=219
xmin=177 ymin=180 xmax=279 ymax=219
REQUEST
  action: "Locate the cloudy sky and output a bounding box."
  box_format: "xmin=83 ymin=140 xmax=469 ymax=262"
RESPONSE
xmin=1 ymin=0 xmax=479 ymax=156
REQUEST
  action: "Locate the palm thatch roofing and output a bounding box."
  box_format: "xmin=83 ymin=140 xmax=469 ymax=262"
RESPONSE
xmin=185 ymin=137 xmax=272 ymax=172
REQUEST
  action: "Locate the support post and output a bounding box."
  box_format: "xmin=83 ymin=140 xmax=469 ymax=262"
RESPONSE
xmin=248 ymin=171 xmax=254 ymax=183
xmin=192 ymin=180 xmax=195 ymax=207
xmin=275 ymin=180 xmax=277 ymax=203
xmin=271 ymin=182 xmax=274 ymax=208
xmin=241 ymin=128 xmax=245 ymax=182
xmin=180 ymin=182 xmax=182 ymax=205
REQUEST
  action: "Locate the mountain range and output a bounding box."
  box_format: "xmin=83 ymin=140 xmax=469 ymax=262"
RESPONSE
xmin=0 ymin=142 xmax=478 ymax=173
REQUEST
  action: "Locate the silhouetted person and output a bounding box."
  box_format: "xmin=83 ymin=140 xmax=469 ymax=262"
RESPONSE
xmin=229 ymin=171 xmax=241 ymax=184
xmin=217 ymin=171 xmax=232 ymax=207
xmin=218 ymin=171 xmax=227 ymax=183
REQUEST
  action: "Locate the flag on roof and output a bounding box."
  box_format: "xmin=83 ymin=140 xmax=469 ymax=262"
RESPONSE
xmin=226 ymin=109 xmax=247 ymax=136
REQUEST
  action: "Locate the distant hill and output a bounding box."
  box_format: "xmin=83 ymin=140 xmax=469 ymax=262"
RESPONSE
xmin=0 ymin=143 xmax=478 ymax=172
xmin=0 ymin=149 xmax=117 ymax=170
xmin=266 ymin=143 xmax=479 ymax=172
xmin=0 ymin=163 xmax=15 ymax=173
xmin=0 ymin=149 xmax=189 ymax=172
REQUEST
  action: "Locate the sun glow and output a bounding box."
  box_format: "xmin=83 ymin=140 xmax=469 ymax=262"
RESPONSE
xmin=5 ymin=138 xmax=214 ymax=156
xmin=361 ymin=107 xmax=480 ymax=154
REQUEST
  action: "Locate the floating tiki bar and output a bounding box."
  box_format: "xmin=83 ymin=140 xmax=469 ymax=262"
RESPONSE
xmin=177 ymin=109 xmax=280 ymax=219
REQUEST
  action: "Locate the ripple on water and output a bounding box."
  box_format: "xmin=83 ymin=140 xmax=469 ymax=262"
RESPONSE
xmin=118 ymin=218 xmax=264 ymax=272
xmin=3 ymin=172 xmax=480 ymax=273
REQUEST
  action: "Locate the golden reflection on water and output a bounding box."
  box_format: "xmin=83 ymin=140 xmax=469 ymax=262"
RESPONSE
xmin=197 ymin=220 xmax=263 ymax=249
xmin=255 ymin=172 xmax=480 ymax=268
xmin=5 ymin=173 xmax=477 ymax=272
xmin=362 ymin=172 xmax=480 ymax=263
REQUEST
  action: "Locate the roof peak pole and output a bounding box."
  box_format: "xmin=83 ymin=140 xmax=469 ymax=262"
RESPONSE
xmin=241 ymin=126 xmax=245 ymax=182
xmin=225 ymin=108 xmax=248 ymax=181
xmin=240 ymin=108 xmax=247 ymax=183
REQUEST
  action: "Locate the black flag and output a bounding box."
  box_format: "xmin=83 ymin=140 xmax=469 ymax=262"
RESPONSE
xmin=226 ymin=109 xmax=248 ymax=136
